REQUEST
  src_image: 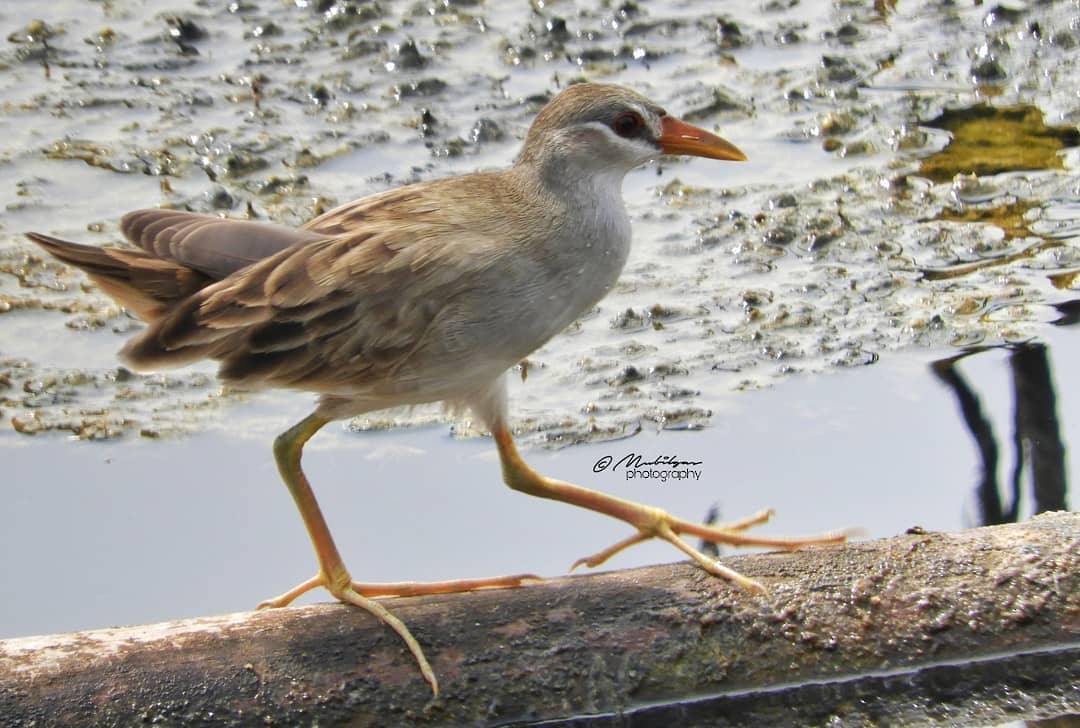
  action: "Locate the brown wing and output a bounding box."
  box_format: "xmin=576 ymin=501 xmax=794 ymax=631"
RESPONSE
xmin=27 ymin=210 xmax=331 ymax=322
xmin=25 ymin=231 xmax=213 ymax=322
xmin=120 ymin=173 xmax=523 ymax=394
xmin=121 ymin=209 xmax=328 ymax=279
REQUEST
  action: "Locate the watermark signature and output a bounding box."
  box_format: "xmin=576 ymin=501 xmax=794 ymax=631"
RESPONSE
xmin=593 ymin=452 xmax=703 ymax=482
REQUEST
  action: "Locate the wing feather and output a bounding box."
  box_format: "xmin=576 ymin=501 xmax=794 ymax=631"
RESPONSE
xmin=119 ymin=171 xmax=533 ymax=397
xmin=121 ymin=209 xmax=329 ymax=279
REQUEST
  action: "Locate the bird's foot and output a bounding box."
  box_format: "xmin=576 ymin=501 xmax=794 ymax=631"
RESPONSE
xmin=258 ymin=571 xmax=539 ymax=607
xmin=256 ymin=570 xmax=539 ymax=696
xmin=257 ymin=569 xmax=439 ymax=695
xmin=571 ymin=506 xmax=848 ymax=595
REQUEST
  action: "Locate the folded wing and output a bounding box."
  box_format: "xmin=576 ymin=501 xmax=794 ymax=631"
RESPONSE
xmin=29 ymin=176 xmax=516 ymax=397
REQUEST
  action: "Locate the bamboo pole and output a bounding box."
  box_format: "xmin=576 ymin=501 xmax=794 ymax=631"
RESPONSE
xmin=1 ymin=512 xmax=1078 ymax=726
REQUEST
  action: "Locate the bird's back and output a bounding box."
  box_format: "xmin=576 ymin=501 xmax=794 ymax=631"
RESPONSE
xmin=26 ymin=144 xmax=635 ymax=408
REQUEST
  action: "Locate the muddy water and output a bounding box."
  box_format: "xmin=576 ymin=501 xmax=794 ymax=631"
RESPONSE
xmin=3 ymin=0 xmax=1078 ymax=440
xmin=0 ymin=0 xmax=1078 ymax=712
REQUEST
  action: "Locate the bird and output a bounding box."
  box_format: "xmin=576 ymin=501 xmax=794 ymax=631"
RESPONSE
xmin=26 ymin=82 xmax=844 ymax=695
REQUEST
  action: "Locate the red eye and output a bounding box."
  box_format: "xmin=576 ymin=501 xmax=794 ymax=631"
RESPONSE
xmin=612 ymin=112 xmax=643 ymax=138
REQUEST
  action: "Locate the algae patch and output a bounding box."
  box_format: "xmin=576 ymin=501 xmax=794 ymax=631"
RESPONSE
xmin=919 ymin=105 xmax=1080 ymax=183
xmin=937 ymin=201 xmax=1037 ymax=242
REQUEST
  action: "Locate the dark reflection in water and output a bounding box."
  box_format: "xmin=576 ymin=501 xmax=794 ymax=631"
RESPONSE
xmin=1012 ymin=343 xmax=1069 ymax=515
xmin=931 ymin=327 xmax=1078 ymax=728
xmin=932 ymin=340 xmax=1069 ymax=526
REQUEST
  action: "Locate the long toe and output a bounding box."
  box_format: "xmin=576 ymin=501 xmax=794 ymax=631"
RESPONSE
xmin=331 ymin=584 xmax=440 ymax=696
xmin=257 ymin=574 xmax=325 ymax=609
xmin=350 ymin=573 xmax=540 ymax=597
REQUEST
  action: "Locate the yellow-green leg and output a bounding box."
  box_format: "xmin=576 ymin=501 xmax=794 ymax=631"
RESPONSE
xmin=256 ymin=415 xmax=540 ymax=696
xmin=492 ymin=426 xmax=846 ymax=594
xmin=255 ymin=414 xmax=439 ymax=695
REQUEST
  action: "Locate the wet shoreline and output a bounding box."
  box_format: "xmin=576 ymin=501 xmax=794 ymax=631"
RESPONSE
xmin=2 ymin=0 xmax=1078 ymax=442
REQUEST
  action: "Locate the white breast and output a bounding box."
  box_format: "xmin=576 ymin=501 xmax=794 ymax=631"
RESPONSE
xmin=389 ymin=168 xmax=635 ymax=400
xmin=528 ymin=172 xmax=632 ymax=340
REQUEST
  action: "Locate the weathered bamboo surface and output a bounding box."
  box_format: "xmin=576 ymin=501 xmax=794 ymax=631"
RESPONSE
xmin=1 ymin=512 xmax=1078 ymax=727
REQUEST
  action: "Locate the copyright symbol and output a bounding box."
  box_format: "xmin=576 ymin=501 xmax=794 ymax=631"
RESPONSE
xmin=593 ymin=455 xmax=613 ymax=473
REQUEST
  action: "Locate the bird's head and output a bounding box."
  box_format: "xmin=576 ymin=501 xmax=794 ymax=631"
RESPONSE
xmin=517 ymin=82 xmax=746 ymax=177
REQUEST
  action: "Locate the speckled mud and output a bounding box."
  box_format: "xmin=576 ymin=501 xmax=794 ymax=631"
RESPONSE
xmin=1 ymin=0 xmax=1079 ymax=441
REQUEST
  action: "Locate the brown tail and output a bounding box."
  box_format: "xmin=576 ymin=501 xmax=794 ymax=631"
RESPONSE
xmin=26 ymin=232 xmax=213 ymax=322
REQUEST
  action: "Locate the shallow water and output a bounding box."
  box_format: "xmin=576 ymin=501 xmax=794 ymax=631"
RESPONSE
xmin=3 ymin=323 xmax=1077 ymax=640
xmin=0 ymin=3 xmax=1077 ymax=720
xmin=4 ymin=0 xmax=1080 ymax=440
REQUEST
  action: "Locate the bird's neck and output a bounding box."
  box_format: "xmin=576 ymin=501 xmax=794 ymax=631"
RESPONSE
xmin=513 ymin=157 xmax=632 ymax=248
xmin=506 ymin=159 xmax=633 ymax=326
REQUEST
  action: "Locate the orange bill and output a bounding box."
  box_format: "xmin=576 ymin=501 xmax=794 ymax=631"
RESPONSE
xmin=658 ymin=116 xmax=747 ymax=161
